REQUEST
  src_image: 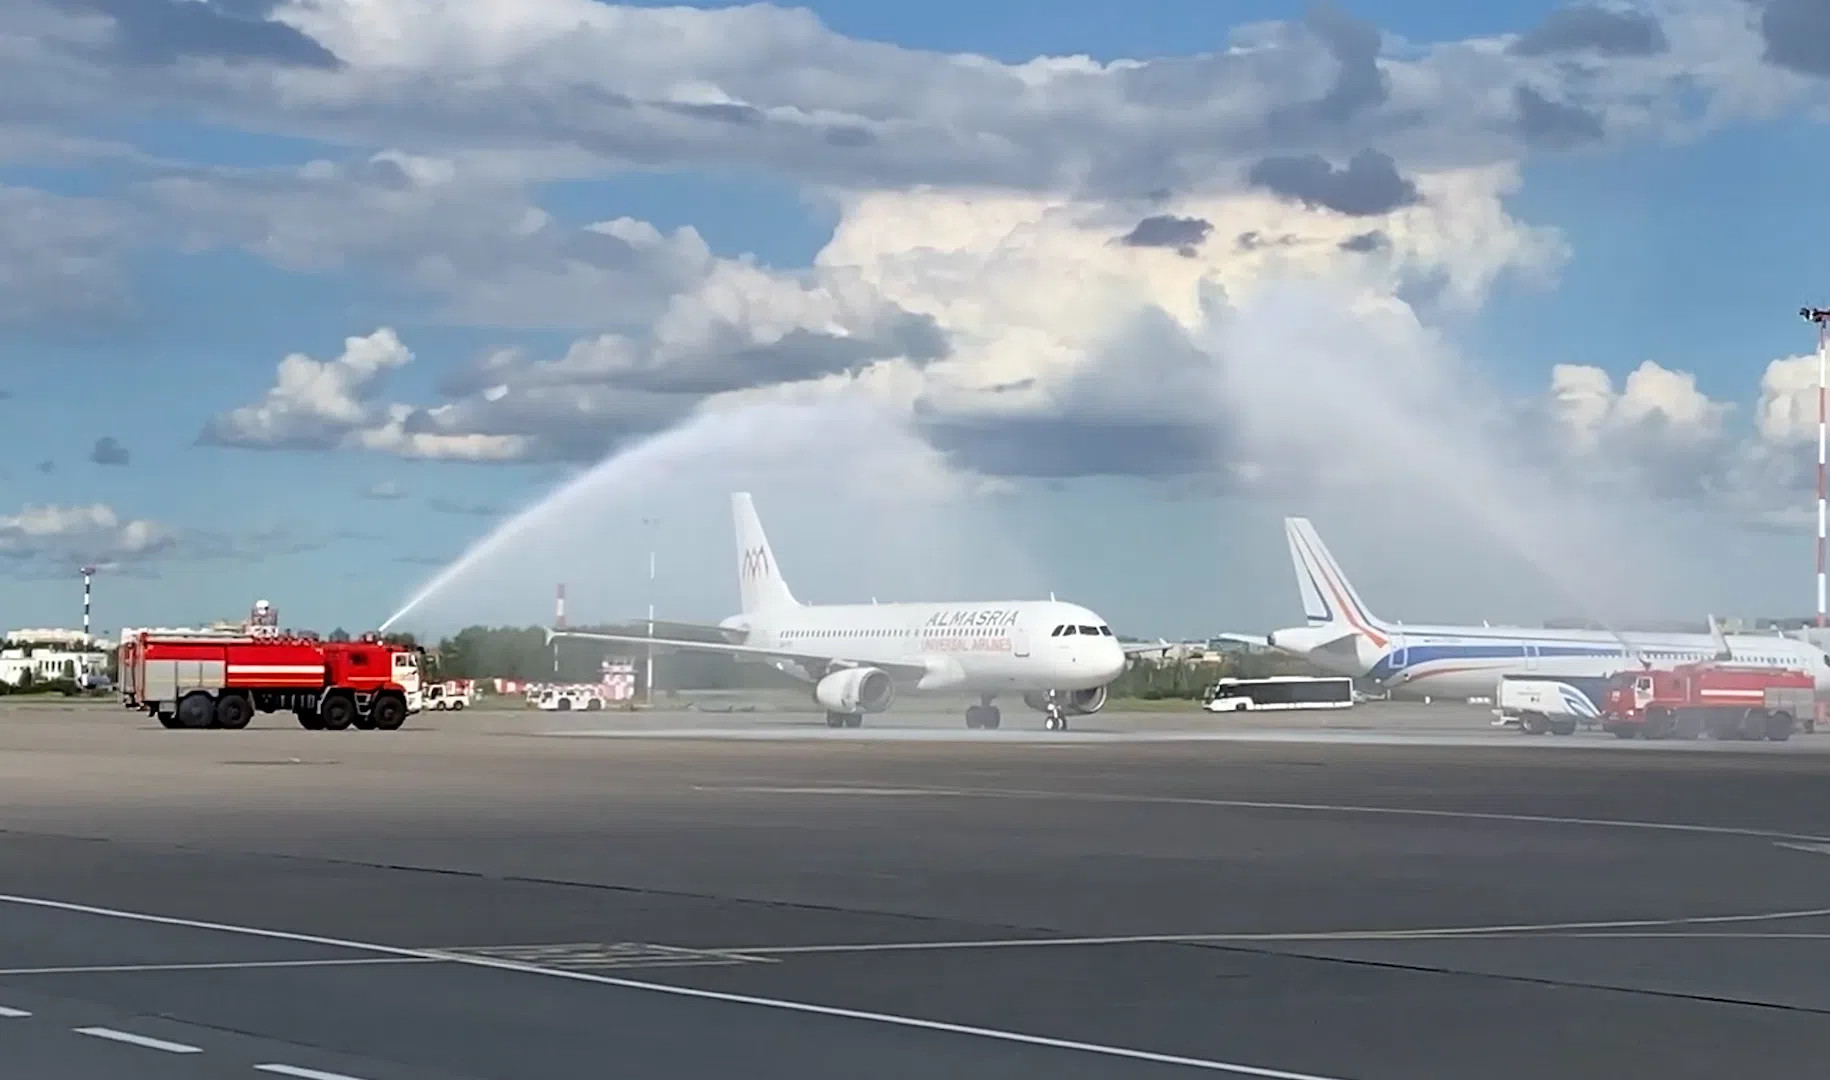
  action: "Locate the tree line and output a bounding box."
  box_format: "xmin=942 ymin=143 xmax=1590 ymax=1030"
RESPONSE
xmin=1106 ymin=649 xmax=1332 ymax=700
xmin=374 ymin=624 xmax=1328 ymax=700
xmin=372 ymin=623 xmax=795 ymax=692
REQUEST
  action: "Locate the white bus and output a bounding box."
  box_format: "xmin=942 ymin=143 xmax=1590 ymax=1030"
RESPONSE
xmin=1202 ymin=675 xmax=1356 ymax=712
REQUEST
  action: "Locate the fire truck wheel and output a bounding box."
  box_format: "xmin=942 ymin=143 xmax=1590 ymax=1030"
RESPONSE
xmin=176 ymin=692 xmax=214 ymax=730
xmin=320 ymin=694 xmax=356 ymax=730
xmin=214 ymin=695 xmax=253 ymax=730
xmin=296 ymin=709 xmax=325 ymax=730
xmin=370 ymin=694 xmax=408 ymax=731
xmin=157 ymin=711 xmax=181 ymax=729
xmin=352 ymin=710 xmax=378 ymax=730
xmin=1767 ymin=711 xmax=1794 ymax=742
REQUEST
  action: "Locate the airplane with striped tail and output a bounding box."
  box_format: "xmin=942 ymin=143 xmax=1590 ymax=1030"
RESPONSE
xmin=1227 ymin=517 xmax=1830 ymax=713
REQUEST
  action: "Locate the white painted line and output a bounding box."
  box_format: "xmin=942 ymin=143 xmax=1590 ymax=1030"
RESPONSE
xmin=0 ymin=893 xmax=1352 ymax=1080
xmin=719 ymin=905 xmax=1830 ymax=956
xmin=1775 ymin=841 xmax=1830 ymax=856
xmin=0 ymin=1005 xmax=30 ymax=1017
xmin=0 ymin=957 xmax=442 ymax=976
xmin=787 ymin=784 xmax=1830 ymax=846
xmin=74 ymin=1026 xmax=203 ymax=1053
xmin=257 ymin=1064 xmax=373 ymax=1080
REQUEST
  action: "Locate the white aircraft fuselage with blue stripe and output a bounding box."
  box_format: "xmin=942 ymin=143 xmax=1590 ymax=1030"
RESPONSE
xmin=1264 ymin=518 xmax=1830 ymax=708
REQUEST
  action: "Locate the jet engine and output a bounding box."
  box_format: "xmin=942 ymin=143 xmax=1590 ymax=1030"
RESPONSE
xmin=814 ymin=667 xmax=895 ymax=713
xmin=1023 ymin=686 xmax=1107 ymax=715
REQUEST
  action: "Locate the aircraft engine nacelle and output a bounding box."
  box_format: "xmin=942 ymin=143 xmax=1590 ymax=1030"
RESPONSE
xmin=813 ymin=667 xmax=895 ymax=714
xmin=1022 ymin=686 xmax=1107 ymax=715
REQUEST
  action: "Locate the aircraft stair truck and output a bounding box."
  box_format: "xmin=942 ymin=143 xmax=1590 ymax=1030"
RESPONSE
xmin=122 ymin=630 xmax=423 ymax=731
xmin=1600 ymin=662 xmax=1811 ymax=742
xmin=1494 ymin=675 xmax=1595 ymax=735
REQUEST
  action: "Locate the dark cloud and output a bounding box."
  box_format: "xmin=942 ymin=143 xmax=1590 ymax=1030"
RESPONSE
xmin=1339 ymin=230 xmax=1389 ymax=252
xmin=1304 ymin=2 xmax=1390 ymax=122
xmin=439 ymin=322 xmax=948 ymax=399
xmin=1509 ymin=5 xmax=1669 ymax=57
xmin=35 ymin=460 xmax=53 ymax=474
xmin=88 ymin=435 xmax=129 ymax=465
xmin=922 ymin=415 xmax=1218 ymax=478
xmin=1236 ymin=231 xmax=1300 ymax=251
xmin=45 ymin=0 xmax=341 ymax=68
xmin=1246 ymin=149 xmax=1421 ymax=216
xmin=1514 ymin=86 xmax=1606 ymax=148
xmin=1761 ymin=0 xmax=1830 ymax=77
xmin=1119 ymin=215 xmax=1213 ymax=256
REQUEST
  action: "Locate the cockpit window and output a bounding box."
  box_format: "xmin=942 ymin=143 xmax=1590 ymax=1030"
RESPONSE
xmin=1050 ymin=625 xmax=1064 ymax=637
xmin=1062 ymin=625 xmax=1077 ymax=635
xmin=1098 ymin=625 xmax=1113 ymax=636
xmin=1077 ymin=625 xmax=1098 ymax=636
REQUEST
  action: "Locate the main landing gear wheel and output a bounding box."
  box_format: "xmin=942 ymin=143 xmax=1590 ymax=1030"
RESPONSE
xmin=825 ymin=711 xmax=862 ymax=728
xmin=965 ymin=705 xmax=1002 ymax=729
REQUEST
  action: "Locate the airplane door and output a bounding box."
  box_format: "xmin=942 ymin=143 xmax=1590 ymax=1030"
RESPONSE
xmin=1013 ymin=629 xmax=1030 ymax=657
xmin=1526 ymin=644 xmax=1539 ymax=671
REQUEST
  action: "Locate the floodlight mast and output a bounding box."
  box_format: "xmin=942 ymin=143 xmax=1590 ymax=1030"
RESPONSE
xmin=1801 ymin=306 xmax=1830 ymax=628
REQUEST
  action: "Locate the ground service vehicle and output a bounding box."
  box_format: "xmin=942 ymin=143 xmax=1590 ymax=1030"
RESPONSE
xmin=423 ymin=680 xmax=476 ymax=710
xmin=1494 ymin=676 xmax=1595 ymax=735
xmin=1600 ymin=662 xmax=1811 ymax=741
xmin=121 ymin=630 xmax=422 ymax=731
xmin=1201 ymin=676 xmax=1355 ymax=712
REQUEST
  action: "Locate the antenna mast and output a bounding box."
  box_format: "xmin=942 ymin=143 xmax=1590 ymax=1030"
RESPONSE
xmin=1802 ymin=307 xmax=1830 ymax=629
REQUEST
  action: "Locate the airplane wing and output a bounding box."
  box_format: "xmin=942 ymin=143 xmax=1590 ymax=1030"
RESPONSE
xmin=546 ymin=628 xmax=932 ymax=680
xmin=1119 ymin=638 xmax=1175 ymax=656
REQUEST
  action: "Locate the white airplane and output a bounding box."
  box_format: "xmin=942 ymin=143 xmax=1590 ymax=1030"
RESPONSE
xmin=1234 ymin=516 xmax=1830 ymax=711
xmin=549 ymin=493 xmax=1154 ymax=731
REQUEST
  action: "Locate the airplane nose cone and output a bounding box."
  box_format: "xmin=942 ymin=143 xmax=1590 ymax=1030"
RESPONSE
xmin=1100 ymin=642 xmax=1126 ymax=680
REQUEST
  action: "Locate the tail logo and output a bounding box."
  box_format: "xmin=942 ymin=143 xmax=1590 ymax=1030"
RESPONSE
xmin=741 ymin=546 xmax=771 ymax=581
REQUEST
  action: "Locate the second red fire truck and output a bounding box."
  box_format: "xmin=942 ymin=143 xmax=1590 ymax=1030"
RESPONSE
xmin=119 ymin=603 xmax=423 ymax=731
xmin=1600 ymin=661 xmax=1813 ymax=741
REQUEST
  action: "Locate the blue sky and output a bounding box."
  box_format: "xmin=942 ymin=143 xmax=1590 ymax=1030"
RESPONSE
xmin=5 ymin=0 xmax=1830 ymax=642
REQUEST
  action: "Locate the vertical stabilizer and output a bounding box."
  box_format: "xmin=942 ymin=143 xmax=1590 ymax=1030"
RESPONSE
xmin=733 ymin=492 xmax=798 ymax=614
xmin=1284 ymin=517 xmax=1389 ymax=641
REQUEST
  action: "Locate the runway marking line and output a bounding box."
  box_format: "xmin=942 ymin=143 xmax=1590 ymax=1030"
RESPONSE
xmin=712 ymin=783 xmax=1830 ymax=847
xmin=0 ymin=892 xmax=1353 ymax=1080
xmin=711 ymin=905 xmax=1830 ymax=956
xmin=0 ymin=1005 xmax=29 ymax=1017
xmin=0 ymin=957 xmax=441 ymax=976
xmin=74 ymin=1026 xmax=203 ymax=1053
xmin=257 ymin=1064 xmax=373 ymax=1080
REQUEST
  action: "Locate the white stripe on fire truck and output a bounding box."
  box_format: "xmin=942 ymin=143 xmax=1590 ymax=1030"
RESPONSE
xmin=227 ymin=665 xmax=325 ymax=674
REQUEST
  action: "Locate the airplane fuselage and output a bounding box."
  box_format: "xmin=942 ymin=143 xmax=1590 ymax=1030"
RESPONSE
xmin=725 ymin=600 xmax=1127 ymax=693
xmin=1283 ymin=622 xmax=1830 ymax=702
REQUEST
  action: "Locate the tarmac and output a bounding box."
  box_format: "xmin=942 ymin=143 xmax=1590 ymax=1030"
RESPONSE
xmin=1 ymin=695 xmax=1829 ymax=1078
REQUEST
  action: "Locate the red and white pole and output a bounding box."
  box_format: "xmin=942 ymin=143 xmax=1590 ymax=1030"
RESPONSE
xmin=1808 ymin=309 xmax=1830 ymax=629
xmin=554 ymin=582 xmax=567 ymax=630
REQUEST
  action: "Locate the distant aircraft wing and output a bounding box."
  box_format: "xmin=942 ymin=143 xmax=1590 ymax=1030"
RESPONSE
xmin=1119 ymin=638 xmax=1175 ymax=656
xmin=1211 ymin=632 xmax=1272 ymax=648
xmin=546 ymin=628 xmax=932 ymax=679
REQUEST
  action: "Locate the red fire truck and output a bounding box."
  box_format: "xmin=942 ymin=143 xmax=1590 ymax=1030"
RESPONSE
xmin=1600 ymin=661 xmax=1812 ymax=741
xmin=120 ymin=627 xmax=423 ymax=731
